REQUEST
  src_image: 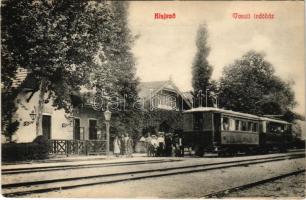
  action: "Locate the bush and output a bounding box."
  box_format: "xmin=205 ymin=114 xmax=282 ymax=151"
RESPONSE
xmin=2 ymin=139 xmax=49 ymax=162
xmin=33 ymin=135 xmax=49 ymax=145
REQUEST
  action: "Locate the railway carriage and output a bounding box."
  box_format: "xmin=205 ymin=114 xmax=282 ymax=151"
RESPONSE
xmin=182 ymin=107 xmax=292 ymax=156
xmin=260 ymin=117 xmax=292 ymax=151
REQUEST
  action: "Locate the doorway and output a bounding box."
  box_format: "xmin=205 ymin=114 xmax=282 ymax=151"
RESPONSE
xmin=42 ymin=115 xmax=51 ymax=139
xmin=89 ymin=119 xmax=97 ymax=140
xmin=74 ymin=118 xmax=81 ymax=140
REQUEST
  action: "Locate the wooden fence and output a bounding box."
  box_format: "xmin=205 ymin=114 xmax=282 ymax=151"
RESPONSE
xmin=48 ymin=139 xmax=107 ymax=156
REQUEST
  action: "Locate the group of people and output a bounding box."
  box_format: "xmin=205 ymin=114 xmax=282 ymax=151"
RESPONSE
xmin=113 ymin=133 xmax=134 ymax=157
xmin=146 ymin=132 xmax=184 ymax=157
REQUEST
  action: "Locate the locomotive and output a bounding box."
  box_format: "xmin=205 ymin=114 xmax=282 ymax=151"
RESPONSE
xmin=182 ymin=107 xmax=292 ymax=156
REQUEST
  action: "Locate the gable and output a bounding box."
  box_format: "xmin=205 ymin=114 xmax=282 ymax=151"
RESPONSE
xmin=138 ymin=81 xmax=168 ymax=99
xmin=138 ymin=80 xmax=191 ymax=109
xmin=163 ymin=83 xmax=176 ymax=91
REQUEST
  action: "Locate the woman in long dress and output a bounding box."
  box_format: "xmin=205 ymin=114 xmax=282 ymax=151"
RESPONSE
xmin=127 ymin=136 xmax=134 ymax=157
xmin=113 ymin=136 xmax=121 ymax=157
xmin=120 ymin=134 xmax=125 ymax=156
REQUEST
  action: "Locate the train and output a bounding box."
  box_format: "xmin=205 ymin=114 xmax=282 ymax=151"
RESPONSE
xmin=182 ymin=107 xmax=293 ymax=156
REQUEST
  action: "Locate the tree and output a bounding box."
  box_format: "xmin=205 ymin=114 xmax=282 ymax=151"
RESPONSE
xmin=191 ymin=24 xmax=213 ymax=107
xmin=84 ymin=1 xmax=141 ymax=139
xmin=219 ymin=51 xmax=298 ymax=120
xmin=1 ymin=0 xmax=118 ymax=136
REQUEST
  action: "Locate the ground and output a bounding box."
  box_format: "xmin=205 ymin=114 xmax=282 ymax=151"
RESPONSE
xmin=3 ymin=152 xmax=303 ymax=198
xmin=227 ymin=172 xmax=305 ymax=198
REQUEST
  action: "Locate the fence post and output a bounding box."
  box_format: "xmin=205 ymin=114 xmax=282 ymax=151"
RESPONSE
xmin=66 ymin=140 xmax=69 ymax=157
xmin=53 ymin=140 xmax=56 ymax=154
xmin=86 ymin=140 xmax=89 ymax=155
xmin=77 ymin=140 xmax=79 ymax=155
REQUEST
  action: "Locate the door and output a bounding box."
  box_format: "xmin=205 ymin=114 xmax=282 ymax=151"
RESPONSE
xmin=194 ymin=112 xmax=204 ymax=130
xmin=89 ymin=119 xmax=97 ymax=140
xmin=213 ymin=113 xmax=221 ymax=144
xmin=74 ymin=118 xmax=80 ymax=140
xmin=42 ymin=115 xmax=51 ymax=139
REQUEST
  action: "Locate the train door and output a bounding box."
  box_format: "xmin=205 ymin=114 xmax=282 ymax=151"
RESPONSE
xmin=213 ymin=113 xmax=221 ymax=145
xmin=194 ymin=112 xmax=203 ymax=130
xmin=260 ymin=121 xmax=267 ymax=147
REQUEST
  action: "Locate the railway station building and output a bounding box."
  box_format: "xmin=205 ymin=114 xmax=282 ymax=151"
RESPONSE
xmin=3 ymin=69 xmax=191 ymax=146
xmin=137 ymin=79 xmax=192 ymax=134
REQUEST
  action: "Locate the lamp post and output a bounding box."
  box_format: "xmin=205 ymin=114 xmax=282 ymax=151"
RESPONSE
xmin=104 ymin=103 xmax=112 ymax=157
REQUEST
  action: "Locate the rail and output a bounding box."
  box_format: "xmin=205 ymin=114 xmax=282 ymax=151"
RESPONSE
xmin=2 ymin=152 xmax=304 ymax=197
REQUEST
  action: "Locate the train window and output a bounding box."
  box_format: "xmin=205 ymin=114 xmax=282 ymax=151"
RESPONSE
xmin=269 ymin=123 xmax=281 ymax=133
xmin=222 ymin=117 xmax=229 ymax=131
xmin=262 ymin=121 xmax=267 ymax=133
xmin=203 ymin=112 xmax=213 ymax=130
xmin=183 ymin=114 xmax=193 ymax=131
xmin=268 ymin=124 xmax=274 ymax=133
xmin=281 ymin=125 xmax=285 ymax=131
xmin=229 ymin=118 xmax=235 ymax=131
xmin=235 ymin=120 xmax=240 ymax=131
xmin=275 ymin=124 xmax=284 ymax=134
xmin=253 ymin=123 xmax=258 ymax=132
xmin=277 ymin=126 xmax=283 ymax=133
xmin=241 ymin=121 xmax=247 ymax=131
xmin=248 ymin=122 xmax=253 ymax=131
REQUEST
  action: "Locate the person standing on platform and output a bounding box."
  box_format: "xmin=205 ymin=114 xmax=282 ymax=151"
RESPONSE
xmin=174 ymin=133 xmax=183 ymax=157
xmin=164 ymin=133 xmax=173 ymax=157
xmin=127 ymin=134 xmax=134 ymax=157
xmin=113 ymin=135 xmax=121 ymax=157
xmin=150 ymin=135 xmax=158 ymax=157
xmin=178 ymin=133 xmax=184 ymax=157
xmin=157 ymin=133 xmax=165 ymax=156
xmin=119 ymin=134 xmax=125 ymax=156
xmin=146 ymin=133 xmax=152 ymax=156
xmin=123 ymin=133 xmax=129 ymax=156
xmin=174 ymin=134 xmax=184 ymax=157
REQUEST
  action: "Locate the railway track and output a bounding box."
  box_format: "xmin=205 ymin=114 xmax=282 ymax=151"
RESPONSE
xmin=203 ymin=169 xmax=305 ymax=198
xmin=2 ymin=159 xmax=182 ymax=175
xmin=2 ymin=152 xmax=304 ymax=197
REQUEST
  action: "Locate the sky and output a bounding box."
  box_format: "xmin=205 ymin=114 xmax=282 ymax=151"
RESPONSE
xmin=128 ymin=1 xmax=305 ymax=115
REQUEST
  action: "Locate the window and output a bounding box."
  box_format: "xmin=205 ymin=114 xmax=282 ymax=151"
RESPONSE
xmin=248 ymin=122 xmax=253 ymax=132
xmin=229 ymin=118 xmax=235 ymax=131
xmin=222 ymin=117 xmax=229 ymax=131
xmin=241 ymin=121 xmax=247 ymax=131
xmin=157 ymin=94 xmax=177 ymax=110
xmin=235 ymin=120 xmax=240 ymax=131
xmin=203 ymin=112 xmax=212 ymax=130
xmin=183 ymin=114 xmax=193 ymax=131
xmin=269 ymin=123 xmax=284 ymax=134
xmin=168 ymin=96 xmax=177 ymax=109
xmin=262 ymin=121 xmax=267 ymax=133
xmin=253 ymin=123 xmax=258 ymax=132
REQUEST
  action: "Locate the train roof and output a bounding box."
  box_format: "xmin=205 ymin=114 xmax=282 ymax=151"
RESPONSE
xmin=259 ymin=117 xmax=290 ymax=125
xmin=183 ymin=107 xmax=290 ymax=124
